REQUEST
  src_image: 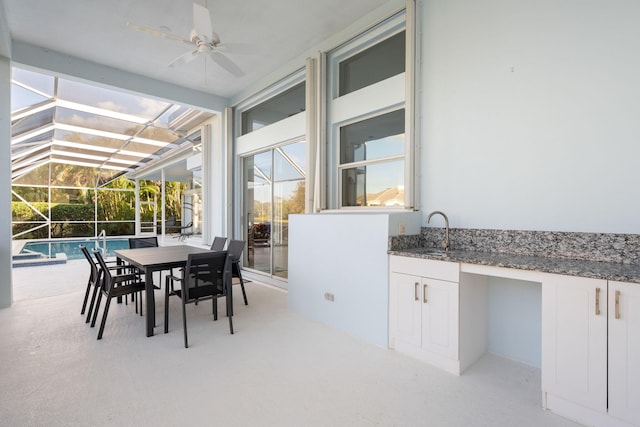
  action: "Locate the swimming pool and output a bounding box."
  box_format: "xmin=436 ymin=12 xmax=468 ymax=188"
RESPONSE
xmin=20 ymin=238 xmax=131 ymax=260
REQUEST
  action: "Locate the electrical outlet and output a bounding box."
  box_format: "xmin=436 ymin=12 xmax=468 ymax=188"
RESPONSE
xmin=324 ymin=292 xmax=334 ymax=302
xmin=399 ymin=223 xmax=406 ymax=235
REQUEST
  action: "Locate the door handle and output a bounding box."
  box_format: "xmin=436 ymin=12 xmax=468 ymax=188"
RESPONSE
xmin=414 ymin=282 xmax=419 ymax=301
xmin=615 ymin=290 xmax=621 ymax=319
xmin=423 ymin=284 xmax=428 ymax=303
xmin=595 ymin=287 xmax=601 ymax=315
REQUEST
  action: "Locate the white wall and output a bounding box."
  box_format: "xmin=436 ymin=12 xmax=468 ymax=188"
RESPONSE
xmin=0 ymin=1 xmax=9 ymax=58
xmin=420 ymin=0 xmax=640 ymax=233
xmin=288 ymin=211 xmax=421 ymax=347
xmin=487 ymin=278 xmax=541 ymax=367
xmin=0 ymin=56 xmax=12 ymax=308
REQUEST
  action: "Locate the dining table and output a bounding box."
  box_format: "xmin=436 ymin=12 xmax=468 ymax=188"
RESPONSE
xmin=114 ymin=245 xmax=212 ymax=337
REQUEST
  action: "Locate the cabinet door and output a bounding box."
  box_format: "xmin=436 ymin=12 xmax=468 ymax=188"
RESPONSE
xmin=541 ymin=274 xmax=607 ymax=412
xmin=390 ymin=272 xmax=422 ymax=348
xmin=422 ymin=278 xmax=459 ymax=360
xmin=608 ymin=281 xmax=640 ymax=425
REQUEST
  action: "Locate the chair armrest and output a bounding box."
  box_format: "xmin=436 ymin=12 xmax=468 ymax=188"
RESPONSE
xmin=106 ymin=265 xmax=138 ymax=271
xmin=112 ymin=273 xmax=139 ymax=283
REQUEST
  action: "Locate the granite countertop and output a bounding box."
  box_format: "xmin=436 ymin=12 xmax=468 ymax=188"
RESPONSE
xmin=388 ymin=247 xmax=640 ymax=284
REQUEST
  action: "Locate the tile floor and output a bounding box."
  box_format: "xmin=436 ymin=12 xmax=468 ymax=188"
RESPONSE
xmin=0 ymin=260 xmax=581 ymax=426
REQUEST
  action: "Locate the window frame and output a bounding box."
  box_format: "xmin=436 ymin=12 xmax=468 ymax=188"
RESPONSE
xmin=336 ymin=107 xmax=406 ymax=208
xmin=325 ymin=8 xmax=415 ymax=210
xmin=234 ymin=70 xmax=306 ymax=139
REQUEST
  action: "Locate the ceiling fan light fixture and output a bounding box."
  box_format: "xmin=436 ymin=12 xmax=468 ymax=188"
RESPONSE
xmin=128 ymin=2 xmax=245 ymax=77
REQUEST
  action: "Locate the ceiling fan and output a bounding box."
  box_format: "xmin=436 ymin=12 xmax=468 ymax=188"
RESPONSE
xmin=127 ymin=3 xmax=244 ymax=77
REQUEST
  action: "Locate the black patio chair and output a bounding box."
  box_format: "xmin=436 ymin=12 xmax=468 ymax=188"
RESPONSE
xmin=91 ymin=249 xmax=146 ymax=340
xmin=210 ymin=236 xmax=227 ymax=251
xmin=80 ymin=245 xmax=133 ymax=323
xmin=227 ymin=239 xmax=248 ymax=306
xmin=128 ymin=236 xmax=158 ymax=249
xmin=164 ymin=251 xmax=234 ymax=348
xmin=80 ymin=244 xmax=101 ymax=319
xmin=166 ymin=217 xmax=194 ymax=241
xmin=128 ymin=236 xmax=166 ymax=288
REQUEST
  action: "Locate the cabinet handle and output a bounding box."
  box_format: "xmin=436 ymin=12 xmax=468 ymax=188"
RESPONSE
xmin=615 ymin=290 xmax=621 ymax=319
xmin=595 ymin=287 xmax=601 ymax=315
xmin=414 ymin=282 xmax=419 ymax=301
xmin=423 ymin=284 xmax=428 ymax=304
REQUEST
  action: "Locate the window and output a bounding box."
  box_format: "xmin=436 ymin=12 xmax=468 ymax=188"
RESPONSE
xmin=241 ymin=82 xmax=306 ymax=135
xmin=339 ymin=109 xmax=405 ymax=207
xmin=326 ymin=9 xmax=412 ymax=209
xmin=339 ymin=31 xmax=406 ymax=97
xmin=242 ymin=141 xmax=307 ymax=280
xmin=235 ymin=69 xmax=306 ymax=288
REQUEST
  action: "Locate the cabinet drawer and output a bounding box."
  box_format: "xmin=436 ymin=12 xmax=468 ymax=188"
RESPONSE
xmin=389 ymin=255 xmax=459 ymax=282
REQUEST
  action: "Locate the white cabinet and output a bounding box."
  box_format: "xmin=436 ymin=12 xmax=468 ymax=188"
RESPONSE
xmin=609 ymin=281 xmax=640 ymax=426
xmin=542 ymin=275 xmax=640 ymax=427
xmin=389 ymin=255 xmax=484 ymax=375
xmin=541 ymin=274 xmax=608 ymax=417
xmin=391 ymin=272 xmax=459 ymax=361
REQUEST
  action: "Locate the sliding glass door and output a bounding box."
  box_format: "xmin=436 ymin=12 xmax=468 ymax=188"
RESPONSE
xmin=243 ymin=140 xmax=306 ymax=281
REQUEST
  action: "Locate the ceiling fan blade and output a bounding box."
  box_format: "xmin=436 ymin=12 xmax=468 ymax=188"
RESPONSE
xmin=126 ymin=22 xmax=191 ymax=45
xmin=209 ymin=52 xmax=245 ymax=77
xmin=193 ymin=3 xmax=213 ymax=41
xmin=169 ymin=50 xmax=201 ymax=68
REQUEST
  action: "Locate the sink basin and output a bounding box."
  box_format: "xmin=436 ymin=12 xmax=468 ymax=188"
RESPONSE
xmin=416 ymin=248 xmax=449 ymax=258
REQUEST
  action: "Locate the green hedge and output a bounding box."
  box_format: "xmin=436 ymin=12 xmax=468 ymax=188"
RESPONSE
xmin=11 ymin=202 xmax=132 ymax=239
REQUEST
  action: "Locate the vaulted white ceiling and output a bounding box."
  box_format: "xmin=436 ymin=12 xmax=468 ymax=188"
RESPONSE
xmin=3 ymin=0 xmax=391 ymax=99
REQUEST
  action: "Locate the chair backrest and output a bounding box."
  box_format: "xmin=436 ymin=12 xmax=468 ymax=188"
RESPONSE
xmin=183 ymin=251 xmax=231 ymax=301
xmin=129 ymin=236 xmax=158 ymax=249
xmin=79 ymin=245 xmax=99 ymax=283
xmin=210 ymin=236 xmax=227 ymax=251
xmin=226 ymin=239 xmax=245 ymax=262
xmin=92 ymin=249 xmax=113 ymax=292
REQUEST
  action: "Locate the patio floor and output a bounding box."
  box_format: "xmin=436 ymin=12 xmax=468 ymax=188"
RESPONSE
xmin=0 ymin=260 xmax=581 ymax=426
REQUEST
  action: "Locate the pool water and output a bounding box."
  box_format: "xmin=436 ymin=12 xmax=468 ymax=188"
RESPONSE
xmin=21 ymin=238 xmax=131 ymax=260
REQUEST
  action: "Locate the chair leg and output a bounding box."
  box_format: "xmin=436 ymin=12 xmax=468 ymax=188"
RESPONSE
xmin=97 ymin=297 xmax=112 ymax=340
xmin=81 ymin=278 xmax=92 ymax=315
xmin=91 ymin=292 xmax=103 ymax=327
xmin=213 ymin=298 xmax=218 ymax=321
xmin=181 ymin=299 xmax=188 ymax=348
xmin=227 ymin=297 xmax=234 ymax=335
xmin=138 ymin=291 xmax=143 ymax=316
xmin=237 ymin=269 xmax=248 ymax=305
xmin=164 ymin=284 xmax=170 ymax=333
xmin=86 ymin=284 xmax=100 ymax=324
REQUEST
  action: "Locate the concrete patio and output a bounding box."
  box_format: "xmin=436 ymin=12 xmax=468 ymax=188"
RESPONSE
xmin=0 ymin=260 xmax=580 ymax=426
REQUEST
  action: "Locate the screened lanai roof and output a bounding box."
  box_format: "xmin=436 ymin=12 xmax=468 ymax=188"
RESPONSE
xmin=10 ymin=67 xmax=214 ymax=187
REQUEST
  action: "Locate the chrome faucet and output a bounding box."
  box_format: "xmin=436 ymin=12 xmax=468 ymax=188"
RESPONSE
xmin=427 ymin=211 xmax=450 ymax=251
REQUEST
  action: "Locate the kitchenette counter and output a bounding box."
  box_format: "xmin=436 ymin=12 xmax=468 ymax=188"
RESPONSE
xmin=388 ymin=247 xmax=640 ymax=284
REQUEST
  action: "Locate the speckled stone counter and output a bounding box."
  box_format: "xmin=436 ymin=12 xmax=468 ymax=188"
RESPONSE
xmin=389 ymin=228 xmax=640 ymax=284
xmin=388 ymin=247 xmax=640 ymax=284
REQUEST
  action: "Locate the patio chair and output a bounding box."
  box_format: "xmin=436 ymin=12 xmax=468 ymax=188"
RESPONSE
xmin=128 ymin=236 xmax=158 ymax=249
xmin=227 ymin=239 xmax=248 ymax=305
xmin=164 ymin=251 xmax=234 ymax=348
xmin=166 ymin=216 xmax=194 ymax=241
xmin=210 ymin=236 xmax=227 ymax=251
xmin=91 ymin=249 xmax=146 ymax=340
xmin=128 ymin=236 xmax=167 ymax=288
xmin=80 ymin=245 xmax=132 ymax=323
xmin=80 ymin=244 xmax=101 ymax=320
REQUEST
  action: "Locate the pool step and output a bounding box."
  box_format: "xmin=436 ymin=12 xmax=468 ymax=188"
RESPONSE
xmin=12 ymin=253 xmax=68 ymax=268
